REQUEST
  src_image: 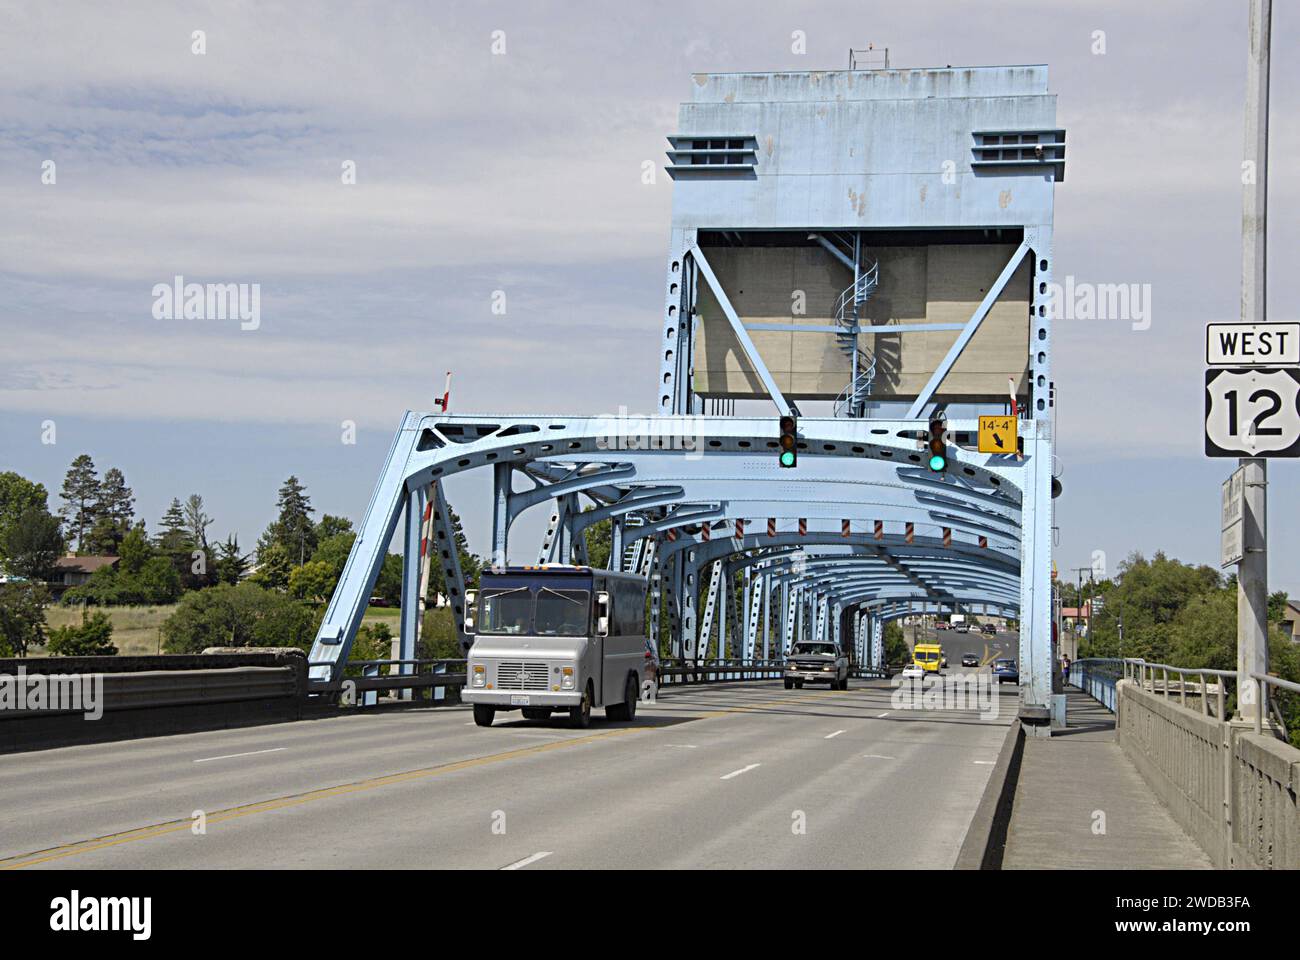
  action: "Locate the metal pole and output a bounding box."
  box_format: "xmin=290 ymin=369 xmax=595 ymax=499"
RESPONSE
xmin=1236 ymin=0 xmax=1271 ymax=723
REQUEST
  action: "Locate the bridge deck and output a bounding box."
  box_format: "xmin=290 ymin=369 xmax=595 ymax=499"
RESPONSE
xmin=0 ymin=679 xmax=1014 ymax=870
xmin=1002 ymin=686 xmax=1212 ymax=870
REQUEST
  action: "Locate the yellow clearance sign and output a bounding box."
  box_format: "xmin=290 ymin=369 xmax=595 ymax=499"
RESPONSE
xmin=978 ymin=415 xmax=1018 ymax=454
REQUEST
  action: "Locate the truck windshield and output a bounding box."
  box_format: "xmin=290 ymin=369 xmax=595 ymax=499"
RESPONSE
xmin=534 ymin=589 xmax=589 ymax=636
xmin=477 ymin=586 xmax=591 ymax=636
xmin=793 ymin=644 xmax=836 ymax=656
xmin=479 ymin=587 xmax=533 ymax=635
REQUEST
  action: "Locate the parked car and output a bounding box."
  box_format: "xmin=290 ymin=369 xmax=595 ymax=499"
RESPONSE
xmin=961 ymin=653 xmax=979 ymax=668
xmin=993 ymin=659 xmax=1019 ymax=684
xmin=934 ymin=621 xmax=950 ymax=631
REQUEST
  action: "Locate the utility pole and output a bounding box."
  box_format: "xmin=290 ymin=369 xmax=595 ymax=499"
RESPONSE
xmin=1237 ymin=0 xmax=1271 ymax=723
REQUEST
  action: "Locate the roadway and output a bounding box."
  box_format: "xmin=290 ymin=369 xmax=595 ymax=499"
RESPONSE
xmin=0 ymin=677 xmax=1017 ymax=870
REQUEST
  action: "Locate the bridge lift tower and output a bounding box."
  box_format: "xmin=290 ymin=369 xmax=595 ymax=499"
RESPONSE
xmin=309 ymin=63 xmax=1066 ymax=734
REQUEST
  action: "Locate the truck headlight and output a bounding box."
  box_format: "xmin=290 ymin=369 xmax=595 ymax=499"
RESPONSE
xmin=561 ymin=667 xmax=574 ymax=690
xmin=822 ymin=665 xmax=831 ymax=671
xmin=472 ymin=665 xmax=486 ymax=687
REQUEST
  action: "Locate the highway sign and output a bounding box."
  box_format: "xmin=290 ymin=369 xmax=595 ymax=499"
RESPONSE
xmin=1206 ymin=322 xmax=1300 ymax=366
xmin=1221 ymin=466 xmax=1245 ymax=567
xmin=978 ymin=415 xmax=1018 ymax=454
xmin=1204 ymin=368 xmax=1300 ymax=457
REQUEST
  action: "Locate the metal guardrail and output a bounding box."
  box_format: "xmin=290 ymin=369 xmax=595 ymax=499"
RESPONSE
xmin=1248 ymin=670 xmax=1297 ymax=738
xmin=1121 ymin=658 xmax=1237 ymax=722
xmin=1067 ymin=658 xmax=1123 ymax=712
xmin=1072 ymin=657 xmax=1292 ymax=738
xmin=308 ymin=656 xmax=892 ymax=701
xmin=307 ymin=658 xmax=467 ymax=698
xmin=657 ymin=659 xmax=889 ymax=685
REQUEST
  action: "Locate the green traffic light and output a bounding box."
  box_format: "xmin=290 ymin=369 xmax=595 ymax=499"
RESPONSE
xmin=928 ymin=454 xmax=946 ymax=472
xmin=780 ymin=451 xmax=796 ymax=468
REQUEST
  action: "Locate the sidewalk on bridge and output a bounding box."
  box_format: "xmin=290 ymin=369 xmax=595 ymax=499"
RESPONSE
xmin=1000 ymin=686 xmax=1213 ymax=869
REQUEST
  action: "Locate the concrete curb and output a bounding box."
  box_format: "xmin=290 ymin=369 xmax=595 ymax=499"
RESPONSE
xmin=954 ymin=718 xmax=1024 ymax=870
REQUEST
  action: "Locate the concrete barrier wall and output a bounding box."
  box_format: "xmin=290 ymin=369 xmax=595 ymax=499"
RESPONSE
xmin=0 ymin=652 xmax=309 ymax=754
xmin=1117 ymin=678 xmax=1300 ymax=869
xmin=1232 ymin=729 xmax=1300 ymax=869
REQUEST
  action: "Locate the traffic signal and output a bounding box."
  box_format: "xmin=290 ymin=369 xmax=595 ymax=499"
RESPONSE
xmin=778 ymin=415 xmax=797 ymax=468
xmin=926 ymin=416 xmax=947 ymax=472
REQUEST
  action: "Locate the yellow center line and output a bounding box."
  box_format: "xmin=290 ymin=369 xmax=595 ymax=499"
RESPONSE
xmin=0 ymin=725 xmax=644 ymax=870
xmin=1 ymin=683 xmax=876 ymax=870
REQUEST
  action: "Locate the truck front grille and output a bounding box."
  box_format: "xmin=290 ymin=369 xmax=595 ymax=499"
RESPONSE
xmin=496 ymin=661 xmax=550 ymax=690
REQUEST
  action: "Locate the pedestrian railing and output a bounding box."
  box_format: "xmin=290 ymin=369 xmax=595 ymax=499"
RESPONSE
xmin=1067 ymin=658 xmax=1123 ymax=712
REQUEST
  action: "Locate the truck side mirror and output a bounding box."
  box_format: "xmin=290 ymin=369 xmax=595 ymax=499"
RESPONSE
xmin=596 ymin=591 xmax=610 ymax=636
xmin=464 ymin=590 xmax=477 ymax=634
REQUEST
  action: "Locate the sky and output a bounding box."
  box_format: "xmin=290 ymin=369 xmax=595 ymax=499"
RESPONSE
xmin=1 ymin=0 xmax=1297 ymax=594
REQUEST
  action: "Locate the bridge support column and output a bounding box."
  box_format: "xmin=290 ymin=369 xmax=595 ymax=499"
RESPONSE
xmin=491 ymin=462 xmax=511 ymax=568
xmin=1019 ymin=418 xmax=1055 ymax=732
xmin=398 ymin=484 xmax=428 ymax=698
xmin=871 ymin=618 xmax=884 ymax=670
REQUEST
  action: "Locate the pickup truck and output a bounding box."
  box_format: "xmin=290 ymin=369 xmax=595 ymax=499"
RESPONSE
xmin=784 ymin=641 xmax=849 ymax=690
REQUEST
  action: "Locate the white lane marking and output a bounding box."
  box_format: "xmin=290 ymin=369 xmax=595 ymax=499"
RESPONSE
xmin=863 ymin=754 xmax=896 ymax=760
xmin=877 ymin=712 xmax=890 ymax=718
xmin=824 ymin=729 xmax=846 ymax=739
xmin=720 ymin=763 xmax=761 ymax=780
xmin=501 ymin=851 xmax=553 ymax=870
xmin=973 ymin=760 xmax=995 ymax=765
xmin=193 ymin=747 xmax=286 ymax=764
xmin=667 ymin=744 xmax=698 ymax=749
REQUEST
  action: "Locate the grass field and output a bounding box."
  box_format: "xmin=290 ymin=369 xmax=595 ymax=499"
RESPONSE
xmin=37 ymin=604 xmax=177 ymax=657
xmin=27 ymin=602 xmax=432 ymax=658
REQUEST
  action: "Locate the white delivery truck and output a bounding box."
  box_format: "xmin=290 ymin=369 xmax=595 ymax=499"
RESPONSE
xmin=463 ymin=565 xmax=651 ymax=729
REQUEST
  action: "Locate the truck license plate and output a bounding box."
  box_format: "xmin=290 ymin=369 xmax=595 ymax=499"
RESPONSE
xmin=510 ymin=695 xmax=530 ymax=706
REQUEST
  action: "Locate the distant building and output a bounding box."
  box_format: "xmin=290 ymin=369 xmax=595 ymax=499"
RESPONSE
xmin=1280 ymin=598 xmax=1300 ymax=642
xmin=50 ymin=555 xmax=119 ymax=600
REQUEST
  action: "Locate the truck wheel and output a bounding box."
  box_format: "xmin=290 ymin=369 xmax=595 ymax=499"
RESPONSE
xmin=784 ymin=679 xmax=793 ymax=690
xmin=472 ymin=704 xmax=495 ymax=727
xmin=606 ymin=674 xmax=638 ymax=721
xmin=569 ymin=684 xmax=592 ymax=729
xmin=522 ymin=707 xmax=550 ymax=721
xmin=794 ymin=681 xmax=804 ymax=689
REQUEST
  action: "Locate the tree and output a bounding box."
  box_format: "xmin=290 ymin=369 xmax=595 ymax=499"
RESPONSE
xmin=311 ymin=532 xmax=356 ymax=581
xmin=884 ymin=621 xmax=909 ymax=666
xmin=0 ymin=582 xmax=50 ymax=657
xmin=1 ymin=505 xmax=65 ymax=582
xmin=249 ymin=543 xmax=292 ymax=591
xmin=288 ymin=560 xmax=337 ymax=604
xmin=316 ymin=514 xmax=353 ymax=541
xmin=0 ymin=472 xmax=51 ymax=570
xmin=46 ymin=609 xmax=117 ymax=656
xmin=117 ymin=524 xmax=153 ymax=575
xmin=156 ymin=498 xmax=188 ymax=548
xmin=161 ymin=582 xmax=316 ymax=653
xmin=373 ymin=553 xmax=403 ymax=606
xmin=215 ymin=535 xmax=250 ymax=585
xmin=85 ymin=467 xmax=134 ymax=554
xmin=156 ymin=498 xmax=200 ymax=588
xmin=59 ymin=455 xmax=100 ymax=554
xmin=582 ymin=510 xmax=612 ymax=570
xmin=183 ymin=494 xmax=212 ymax=553
xmin=259 ymin=476 xmax=316 ymax=565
